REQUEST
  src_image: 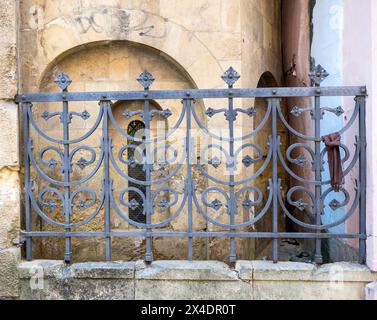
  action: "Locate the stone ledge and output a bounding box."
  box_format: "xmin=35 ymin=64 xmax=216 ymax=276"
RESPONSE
xmin=15 ymin=260 xmax=377 ymax=300
xmin=135 ymin=260 xmax=239 ymax=281
xmin=71 ymin=262 xmax=135 ymax=279
xmin=18 ymin=260 xmax=66 ymax=279
xmin=236 ymin=261 xmax=377 ymax=282
xmin=135 ymin=261 xmax=252 ymax=300
xmin=18 ymin=260 xmax=135 ymax=279
xmin=313 ymin=262 xmax=376 ymax=282
xmin=18 ymin=260 xmax=377 ymax=282
xmin=236 ymin=261 xmax=315 ymax=281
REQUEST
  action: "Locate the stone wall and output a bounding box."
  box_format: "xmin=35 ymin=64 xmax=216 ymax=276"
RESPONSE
xmin=18 ymin=260 xmax=377 ymax=300
xmin=0 ymin=0 xmax=21 ymax=299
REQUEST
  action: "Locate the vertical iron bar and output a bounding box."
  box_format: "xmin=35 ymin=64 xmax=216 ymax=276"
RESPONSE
xmin=228 ymin=93 xmax=236 ymax=263
xmin=62 ymin=97 xmax=72 ymax=263
xmin=314 ymin=90 xmax=323 ymax=264
xmin=143 ymin=98 xmax=153 ymax=263
xmin=102 ymin=100 xmax=111 ymax=261
xmin=271 ymin=98 xmax=279 ymax=263
xmin=23 ymin=103 xmax=32 ymax=260
xmin=358 ymin=95 xmax=367 ymax=264
xmin=185 ymin=98 xmax=194 ymax=260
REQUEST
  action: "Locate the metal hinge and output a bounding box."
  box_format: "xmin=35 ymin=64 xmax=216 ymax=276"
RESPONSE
xmin=13 ymin=231 xmax=27 ymax=246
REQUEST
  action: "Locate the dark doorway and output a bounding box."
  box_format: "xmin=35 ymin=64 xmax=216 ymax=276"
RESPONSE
xmin=127 ymin=120 xmax=146 ymax=223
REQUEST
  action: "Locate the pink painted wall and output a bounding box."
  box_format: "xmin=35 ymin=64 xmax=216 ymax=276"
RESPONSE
xmin=342 ymin=0 xmax=377 ymax=270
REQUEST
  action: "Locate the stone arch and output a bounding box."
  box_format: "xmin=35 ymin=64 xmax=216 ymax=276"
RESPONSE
xmin=256 ymin=71 xmax=279 ymax=88
xmin=39 ymin=40 xmax=199 ymax=92
xmin=32 ymin=8 xmax=224 ymax=92
xmin=32 ymin=40 xmax=209 ymax=261
xmin=37 ymin=40 xmax=207 ymax=141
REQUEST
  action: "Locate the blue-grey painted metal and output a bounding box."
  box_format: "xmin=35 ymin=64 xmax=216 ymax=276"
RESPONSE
xmin=18 ymin=65 xmax=367 ymax=264
xmin=271 ymin=98 xmax=279 ymax=263
xmin=312 ymin=65 xmax=325 ymax=265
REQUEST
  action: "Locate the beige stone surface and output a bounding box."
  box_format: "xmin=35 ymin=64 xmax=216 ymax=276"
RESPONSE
xmin=0 ymin=101 xmax=19 ymax=167
xmin=135 ymin=259 xmax=253 ymax=300
xmin=237 ymin=260 xmax=377 ymax=282
xmin=237 ymin=260 xmax=377 ymax=300
xmin=253 ymin=281 xmax=368 ymax=300
xmin=18 ymin=260 xmax=66 ymax=279
xmin=17 ymin=260 xmax=377 ymax=300
xmin=0 ymin=0 xmax=17 ymax=99
xmin=236 ymin=260 xmax=316 ymax=281
xmin=135 ymin=279 xmax=252 ymax=300
xmin=0 ymin=168 xmax=20 ymax=250
xmin=0 ymin=247 xmax=21 ymax=298
xmin=18 ymin=260 xmax=135 ymax=300
xmin=135 ymin=260 xmax=238 ymax=280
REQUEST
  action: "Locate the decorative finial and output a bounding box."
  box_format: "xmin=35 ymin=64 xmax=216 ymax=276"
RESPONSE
xmin=54 ymin=72 xmax=72 ymax=91
xmin=137 ymin=70 xmax=155 ymax=89
xmin=309 ymin=64 xmax=329 ymax=86
xmin=222 ymin=67 xmax=240 ymax=87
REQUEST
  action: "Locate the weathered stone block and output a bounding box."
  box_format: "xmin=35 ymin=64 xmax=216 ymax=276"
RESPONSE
xmin=312 ymin=262 xmax=377 ymax=282
xmin=0 ymin=168 xmax=20 ymax=250
xmin=18 ymin=260 xmax=135 ymax=300
xmin=0 ymin=46 xmax=17 ymax=99
xmin=0 ymin=0 xmax=17 ymax=45
xmin=135 ymin=260 xmax=253 ymax=300
xmin=236 ymin=260 xmax=316 ymax=281
xmin=238 ymin=261 xmax=377 ymax=300
xmin=16 ymin=260 xmax=377 ymax=300
xmin=136 ymin=279 xmax=252 ymax=300
xmin=136 ymin=260 xmax=238 ymax=280
xmin=0 ymin=101 xmax=19 ymax=167
xmin=18 ymin=260 xmax=65 ymax=279
xmin=253 ymin=280 xmax=367 ymax=300
xmin=71 ymin=261 xmax=135 ymax=279
xmin=0 ymin=247 xmax=21 ymax=299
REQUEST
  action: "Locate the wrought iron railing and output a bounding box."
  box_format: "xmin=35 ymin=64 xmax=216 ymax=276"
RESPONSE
xmin=16 ymin=65 xmax=367 ymax=264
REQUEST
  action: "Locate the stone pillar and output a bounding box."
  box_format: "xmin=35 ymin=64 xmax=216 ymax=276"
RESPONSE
xmin=0 ymin=0 xmax=21 ymax=299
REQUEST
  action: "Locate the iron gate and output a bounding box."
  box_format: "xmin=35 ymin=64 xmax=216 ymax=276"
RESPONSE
xmin=16 ymin=65 xmax=367 ymax=264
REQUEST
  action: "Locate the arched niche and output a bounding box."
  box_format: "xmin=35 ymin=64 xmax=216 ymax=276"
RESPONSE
xmin=109 ymin=99 xmax=170 ymax=229
xmin=31 ymin=40 xmax=207 ymax=261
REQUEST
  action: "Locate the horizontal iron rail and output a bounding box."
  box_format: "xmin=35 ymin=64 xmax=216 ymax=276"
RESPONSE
xmin=21 ymin=231 xmax=366 ymax=240
xmin=16 ymin=86 xmax=367 ymax=103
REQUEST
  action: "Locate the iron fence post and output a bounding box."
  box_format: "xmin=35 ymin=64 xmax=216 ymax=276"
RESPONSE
xmin=271 ymin=97 xmax=279 ymax=263
xmin=23 ymin=102 xmax=32 ymax=261
xmin=358 ymin=95 xmax=367 ymax=264
xmin=102 ymin=100 xmax=112 ymax=261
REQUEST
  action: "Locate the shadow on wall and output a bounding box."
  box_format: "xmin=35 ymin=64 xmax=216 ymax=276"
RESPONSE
xmin=252 ymin=72 xmax=290 ymax=258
